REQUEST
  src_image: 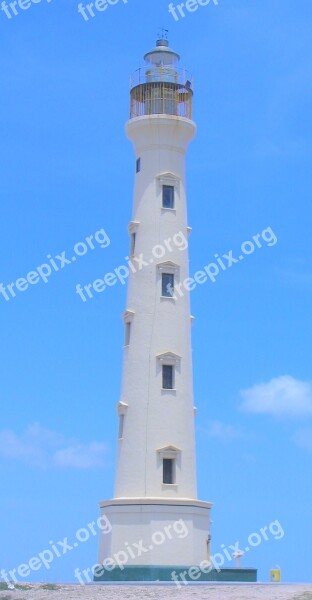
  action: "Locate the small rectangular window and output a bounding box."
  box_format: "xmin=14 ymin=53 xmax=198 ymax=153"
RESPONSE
xmin=130 ymin=232 xmax=136 ymax=256
xmin=136 ymin=158 xmax=141 ymax=173
xmin=162 ymin=273 xmax=174 ymax=297
xmin=162 ymin=365 xmax=173 ymax=390
xmin=162 ymin=185 xmax=174 ymax=209
xmin=118 ymin=414 xmax=125 ymax=439
xmin=125 ymin=322 xmax=131 ymax=346
xmin=163 ymin=458 xmax=174 ymax=484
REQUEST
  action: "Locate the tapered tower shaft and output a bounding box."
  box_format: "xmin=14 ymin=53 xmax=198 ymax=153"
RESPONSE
xmin=97 ymin=38 xmax=212 ymax=578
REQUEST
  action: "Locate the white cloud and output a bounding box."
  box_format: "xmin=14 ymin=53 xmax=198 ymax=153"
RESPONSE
xmin=53 ymin=442 xmax=107 ymax=469
xmin=0 ymin=423 xmax=108 ymax=469
xmin=203 ymin=420 xmax=243 ymax=442
xmin=292 ymin=428 xmax=312 ymax=452
xmin=240 ymin=376 xmax=312 ymax=418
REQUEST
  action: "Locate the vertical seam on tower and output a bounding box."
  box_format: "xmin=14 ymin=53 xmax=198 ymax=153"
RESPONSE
xmin=143 ymin=122 xmax=162 ymax=496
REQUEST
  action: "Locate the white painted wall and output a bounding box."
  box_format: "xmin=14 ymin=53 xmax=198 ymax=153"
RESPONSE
xmin=114 ymin=115 xmax=198 ymax=501
xmin=98 ymin=500 xmax=212 ymax=568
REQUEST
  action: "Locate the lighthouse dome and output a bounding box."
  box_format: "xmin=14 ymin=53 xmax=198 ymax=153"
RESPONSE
xmin=144 ymin=38 xmax=180 ymax=66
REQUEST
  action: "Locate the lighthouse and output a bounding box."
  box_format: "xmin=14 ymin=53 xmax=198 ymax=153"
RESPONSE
xmin=96 ymin=35 xmax=212 ymax=582
xmin=94 ymin=36 xmax=258 ymax=583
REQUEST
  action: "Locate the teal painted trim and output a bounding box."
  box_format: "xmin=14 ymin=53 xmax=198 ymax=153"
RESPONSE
xmin=93 ymin=566 xmax=257 ymax=583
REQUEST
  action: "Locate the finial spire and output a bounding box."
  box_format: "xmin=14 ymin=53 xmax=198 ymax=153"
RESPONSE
xmin=157 ymin=28 xmax=169 ymax=44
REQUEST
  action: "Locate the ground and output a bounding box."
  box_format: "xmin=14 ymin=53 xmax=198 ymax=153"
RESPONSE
xmin=0 ymin=584 xmax=312 ymax=600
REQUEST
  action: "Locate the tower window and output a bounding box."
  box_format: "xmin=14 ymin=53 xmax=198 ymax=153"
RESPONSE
xmin=118 ymin=414 xmax=125 ymax=439
xmin=162 ymin=365 xmax=174 ymax=390
xmin=163 ymin=458 xmax=175 ymax=484
xmin=130 ymin=232 xmax=136 ymax=256
xmin=136 ymin=158 xmax=141 ymax=173
xmin=125 ymin=322 xmax=131 ymax=346
xmin=162 ymin=273 xmax=174 ymax=297
xmin=162 ymin=185 xmax=174 ymax=209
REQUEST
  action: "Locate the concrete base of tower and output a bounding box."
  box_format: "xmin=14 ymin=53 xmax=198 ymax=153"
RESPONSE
xmin=97 ymin=498 xmax=212 ymax=571
xmin=93 ymin=566 xmax=258 ymax=583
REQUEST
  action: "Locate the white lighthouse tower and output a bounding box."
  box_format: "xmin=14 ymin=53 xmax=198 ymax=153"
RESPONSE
xmin=96 ymin=35 xmax=212 ymax=582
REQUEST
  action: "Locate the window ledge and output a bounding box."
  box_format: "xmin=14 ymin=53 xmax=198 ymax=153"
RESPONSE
xmin=160 ymin=295 xmax=176 ymax=301
xmin=162 ymin=484 xmax=178 ymax=489
xmin=161 ymin=388 xmax=177 ymax=395
xmin=161 ymin=207 xmax=176 ymax=213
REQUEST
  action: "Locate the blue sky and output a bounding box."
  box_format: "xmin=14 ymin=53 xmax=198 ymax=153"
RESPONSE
xmin=1 ymin=0 xmax=311 ymax=585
